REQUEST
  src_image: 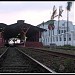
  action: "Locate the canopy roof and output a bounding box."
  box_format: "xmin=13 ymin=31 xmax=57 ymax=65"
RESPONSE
xmin=0 ymin=20 xmax=47 ymax=40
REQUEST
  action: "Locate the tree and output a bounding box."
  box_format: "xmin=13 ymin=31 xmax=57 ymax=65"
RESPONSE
xmin=51 ymin=5 xmax=58 ymax=20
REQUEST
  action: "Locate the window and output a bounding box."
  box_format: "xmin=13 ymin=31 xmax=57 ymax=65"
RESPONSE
xmin=53 ymin=37 xmax=55 ymax=42
xmin=59 ymin=30 xmax=60 ymax=34
xmin=51 ymin=37 xmax=52 ymax=42
xmin=46 ymin=38 xmax=47 ymax=43
xmin=56 ymin=37 xmax=58 ymax=41
xmin=63 ymin=34 xmax=66 ymax=41
xmin=64 ymin=38 xmax=66 ymax=41
xmin=53 ymin=30 xmax=54 ymax=35
xmin=64 ymin=30 xmax=66 ymax=33
xmin=49 ymin=30 xmax=50 ymax=36
xmin=62 ymin=23 xmax=65 ymax=26
xmin=68 ymin=34 xmax=71 ymax=41
xmin=61 ymin=30 xmax=63 ymax=33
xmin=48 ymin=37 xmax=49 ymax=42
xmin=60 ymin=36 xmax=62 ymax=41
xmin=69 ymin=38 xmax=71 ymax=41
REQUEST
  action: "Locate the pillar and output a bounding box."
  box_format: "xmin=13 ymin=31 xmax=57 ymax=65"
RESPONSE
xmin=0 ymin=32 xmax=4 ymax=47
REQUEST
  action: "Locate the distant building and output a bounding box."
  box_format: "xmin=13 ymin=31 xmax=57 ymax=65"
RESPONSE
xmin=37 ymin=20 xmax=75 ymax=46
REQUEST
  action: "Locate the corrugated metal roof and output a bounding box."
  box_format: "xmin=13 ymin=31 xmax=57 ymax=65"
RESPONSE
xmin=37 ymin=20 xmax=55 ymax=27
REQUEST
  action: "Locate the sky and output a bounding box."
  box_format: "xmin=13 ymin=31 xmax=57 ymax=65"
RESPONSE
xmin=0 ymin=1 xmax=75 ymax=26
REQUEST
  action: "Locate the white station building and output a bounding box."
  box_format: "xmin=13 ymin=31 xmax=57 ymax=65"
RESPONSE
xmin=37 ymin=20 xmax=75 ymax=46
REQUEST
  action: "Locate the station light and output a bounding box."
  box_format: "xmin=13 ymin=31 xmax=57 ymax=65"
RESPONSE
xmin=18 ymin=33 xmax=20 ymax=35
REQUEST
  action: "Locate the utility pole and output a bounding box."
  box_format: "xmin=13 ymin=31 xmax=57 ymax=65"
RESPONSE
xmin=21 ymin=27 xmax=30 ymax=47
xmin=63 ymin=22 xmax=65 ymax=46
xmin=66 ymin=1 xmax=72 ymax=45
xmin=67 ymin=9 xmax=69 ymax=45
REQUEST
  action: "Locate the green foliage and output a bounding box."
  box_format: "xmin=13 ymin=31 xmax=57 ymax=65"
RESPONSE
xmin=51 ymin=59 xmax=60 ymax=72
xmin=63 ymin=58 xmax=75 ymax=73
xmin=51 ymin=58 xmax=75 ymax=73
xmin=56 ymin=45 xmax=75 ymax=50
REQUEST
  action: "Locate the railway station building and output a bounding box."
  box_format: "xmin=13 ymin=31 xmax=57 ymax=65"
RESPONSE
xmin=37 ymin=20 xmax=75 ymax=46
xmin=0 ymin=20 xmax=75 ymax=47
xmin=0 ymin=20 xmax=46 ymax=47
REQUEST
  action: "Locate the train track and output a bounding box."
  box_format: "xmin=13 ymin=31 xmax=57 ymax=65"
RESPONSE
xmin=0 ymin=47 xmax=8 ymax=58
xmin=24 ymin=47 xmax=75 ymax=59
xmin=18 ymin=47 xmax=75 ymax=73
xmin=0 ymin=47 xmax=56 ymax=73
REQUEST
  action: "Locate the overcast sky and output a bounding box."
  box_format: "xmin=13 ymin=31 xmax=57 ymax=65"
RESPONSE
xmin=0 ymin=1 xmax=75 ymax=26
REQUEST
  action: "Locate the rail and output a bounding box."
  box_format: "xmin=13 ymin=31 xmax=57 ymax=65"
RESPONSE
xmin=0 ymin=47 xmax=9 ymax=58
xmin=16 ymin=47 xmax=56 ymax=73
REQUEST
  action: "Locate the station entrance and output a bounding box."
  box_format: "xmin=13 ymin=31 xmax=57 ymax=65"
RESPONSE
xmin=0 ymin=20 xmax=46 ymax=48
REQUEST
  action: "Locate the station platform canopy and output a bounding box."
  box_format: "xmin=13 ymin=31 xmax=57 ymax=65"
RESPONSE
xmin=1 ymin=20 xmax=47 ymax=42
